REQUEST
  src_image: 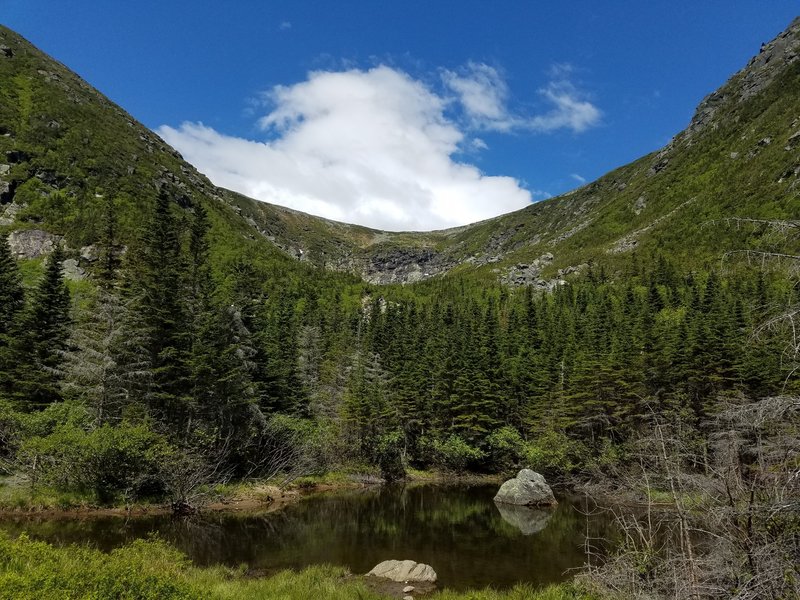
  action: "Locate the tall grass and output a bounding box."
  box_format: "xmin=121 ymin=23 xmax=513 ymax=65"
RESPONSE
xmin=0 ymin=534 xmax=600 ymax=600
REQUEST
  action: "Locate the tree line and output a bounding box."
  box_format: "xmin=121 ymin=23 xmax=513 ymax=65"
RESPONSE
xmin=0 ymin=192 xmax=796 ymax=502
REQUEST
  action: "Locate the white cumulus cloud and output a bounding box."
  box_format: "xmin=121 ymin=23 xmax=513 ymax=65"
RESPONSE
xmin=442 ymin=62 xmax=513 ymax=131
xmin=443 ymin=61 xmax=601 ymax=135
xmin=159 ymin=63 xmax=600 ymax=231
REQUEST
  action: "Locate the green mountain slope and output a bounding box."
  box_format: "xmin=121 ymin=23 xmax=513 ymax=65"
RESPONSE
xmin=0 ymin=18 xmax=798 ymax=287
xmin=233 ymin=16 xmax=800 ymax=284
xmin=0 ymin=24 xmax=356 ymax=292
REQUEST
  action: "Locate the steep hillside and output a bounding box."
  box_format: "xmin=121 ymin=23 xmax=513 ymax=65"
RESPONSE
xmin=0 ymin=25 xmax=353 ymax=289
xmin=1 ymin=19 xmax=798 ymax=287
xmin=234 ymin=16 xmax=800 ymax=284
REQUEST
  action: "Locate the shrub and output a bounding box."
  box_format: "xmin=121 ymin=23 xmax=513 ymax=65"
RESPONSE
xmin=17 ymin=422 xmax=172 ymax=503
xmin=428 ymin=434 xmax=485 ymax=472
xmin=485 ymin=426 xmax=526 ymax=472
xmin=375 ymin=430 xmax=406 ymax=482
xmin=14 ymin=399 xmax=92 ymax=438
xmin=522 ymin=429 xmax=590 ymax=476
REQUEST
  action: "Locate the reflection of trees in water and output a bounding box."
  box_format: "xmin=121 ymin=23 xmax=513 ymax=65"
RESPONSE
xmin=0 ymin=485 xmax=619 ymax=590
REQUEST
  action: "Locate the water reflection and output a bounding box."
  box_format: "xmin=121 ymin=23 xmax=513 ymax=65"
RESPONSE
xmin=494 ymin=502 xmax=552 ymax=535
xmin=0 ymin=484 xmax=616 ymax=590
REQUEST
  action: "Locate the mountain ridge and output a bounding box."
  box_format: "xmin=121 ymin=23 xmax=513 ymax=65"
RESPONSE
xmin=1 ymin=19 xmax=799 ymax=285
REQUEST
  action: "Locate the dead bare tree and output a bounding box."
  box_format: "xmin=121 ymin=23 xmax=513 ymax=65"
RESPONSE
xmin=241 ymin=414 xmax=316 ymax=487
xmin=586 ymin=396 xmax=800 ymax=600
xmin=158 ymin=435 xmax=236 ymax=516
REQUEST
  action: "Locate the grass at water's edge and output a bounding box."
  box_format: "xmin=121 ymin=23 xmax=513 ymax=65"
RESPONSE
xmin=0 ymin=534 xmax=602 ymax=600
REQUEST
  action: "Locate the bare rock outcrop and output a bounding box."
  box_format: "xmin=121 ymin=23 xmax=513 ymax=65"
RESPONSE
xmin=8 ymin=229 xmax=61 ymax=259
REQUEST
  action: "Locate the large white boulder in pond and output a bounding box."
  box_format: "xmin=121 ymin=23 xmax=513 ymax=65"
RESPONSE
xmin=494 ymin=469 xmax=557 ymax=507
xmin=367 ymin=559 xmax=437 ymax=583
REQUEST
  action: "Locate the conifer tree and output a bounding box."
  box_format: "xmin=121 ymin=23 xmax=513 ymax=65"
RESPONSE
xmin=98 ymin=196 xmax=120 ymax=288
xmin=126 ymin=190 xmax=192 ymax=428
xmin=0 ymin=234 xmax=24 ymax=396
xmin=61 ymin=286 xmax=128 ymax=424
xmin=15 ymin=245 xmax=71 ymax=409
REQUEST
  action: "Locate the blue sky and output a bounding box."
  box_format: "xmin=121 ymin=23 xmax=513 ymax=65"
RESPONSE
xmin=4 ymin=2 xmax=798 ymax=230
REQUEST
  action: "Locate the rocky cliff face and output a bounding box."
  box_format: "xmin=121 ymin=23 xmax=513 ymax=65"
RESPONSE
xmin=686 ymin=16 xmax=800 ymax=140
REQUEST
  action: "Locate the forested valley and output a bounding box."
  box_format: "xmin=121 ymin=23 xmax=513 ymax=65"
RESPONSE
xmin=0 ymin=16 xmax=799 ymax=600
xmin=1 ymin=187 xmax=795 ymax=492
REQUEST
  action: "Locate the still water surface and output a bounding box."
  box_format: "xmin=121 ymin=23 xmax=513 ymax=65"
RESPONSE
xmin=0 ymin=484 xmax=616 ymax=590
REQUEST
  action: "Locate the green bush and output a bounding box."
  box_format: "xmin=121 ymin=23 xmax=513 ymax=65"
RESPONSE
xmin=17 ymin=422 xmax=172 ymax=503
xmin=428 ymin=434 xmax=485 ymax=472
xmin=485 ymin=426 xmax=526 ymax=472
xmin=522 ymin=429 xmax=590 ymax=476
xmin=587 ymin=437 xmax=625 ymax=474
xmin=375 ymin=430 xmax=406 ymax=482
xmin=15 ymin=400 xmax=92 ymax=438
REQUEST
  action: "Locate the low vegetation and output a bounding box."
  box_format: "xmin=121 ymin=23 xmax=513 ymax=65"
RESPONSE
xmin=0 ymin=534 xmax=598 ymax=600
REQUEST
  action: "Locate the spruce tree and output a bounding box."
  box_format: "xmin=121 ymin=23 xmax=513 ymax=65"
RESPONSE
xmin=0 ymin=234 xmax=24 ymax=397
xmin=98 ymin=196 xmax=121 ymax=288
xmin=15 ymin=245 xmax=71 ymax=409
xmin=126 ymin=190 xmax=192 ymax=428
xmin=61 ymin=286 xmax=128 ymax=423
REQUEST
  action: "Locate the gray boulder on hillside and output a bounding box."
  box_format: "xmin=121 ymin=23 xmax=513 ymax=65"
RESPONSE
xmin=494 ymin=469 xmax=557 ymax=507
xmin=8 ymin=229 xmax=61 ymax=259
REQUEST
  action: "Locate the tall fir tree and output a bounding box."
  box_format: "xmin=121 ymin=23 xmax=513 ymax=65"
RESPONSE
xmin=0 ymin=234 xmax=24 ymax=397
xmin=126 ymin=190 xmax=192 ymax=429
xmin=14 ymin=245 xmax=71 ymax=409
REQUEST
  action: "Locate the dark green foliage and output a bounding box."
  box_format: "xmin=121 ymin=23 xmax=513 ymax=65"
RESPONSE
xmin=125 ymin=191 xmax=192 ymax=428
xmin=336 ymin=256 xmax=793 ymax=472
xmin=17 ymin=421 xmax=171 ymax=503
xmin=375 ymin=430 xmax=406 ymax=482
xmin=0 ymin=234 xmax=23 ymax=333
xmin=13 ymin=246 xmax=70 ymax=409
xmin=0 ymin=234 xmax=24 ymax=397
xmin=97 ymin=196 xmax=121 ymax=288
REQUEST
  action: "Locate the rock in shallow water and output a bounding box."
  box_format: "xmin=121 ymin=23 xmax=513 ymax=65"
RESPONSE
xmin=367 ymin=559 xmax=437 ymax=583
xmin=494 ymin=469 xmax=557 ymax=507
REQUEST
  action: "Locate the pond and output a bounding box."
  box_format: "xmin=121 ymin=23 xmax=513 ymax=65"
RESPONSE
xmin=0 ymin=484 xmax=617 ymax=591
